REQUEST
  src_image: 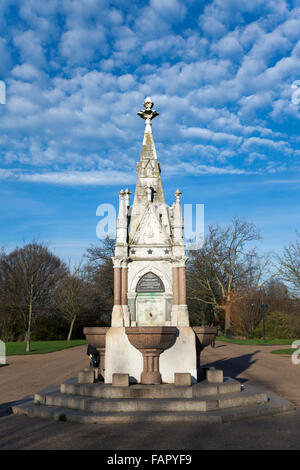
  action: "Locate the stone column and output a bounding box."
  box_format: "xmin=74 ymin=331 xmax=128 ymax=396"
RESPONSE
xmin=172 ymin=266 xmax=179 ymax=305
xmin=178 ymin=266 xmax=186 ymax=305
xmin=114 ymin=267 xmax=122 ymax=306
xmin=121 ymin=261 xmax=130 ymax=327
xmin=111 ymin=258 xmax=123 ymax=326
xmin=171 ymin=262 xmax=179 ymax=325
xmin=177 ymin=257 xmax=189 ymax=326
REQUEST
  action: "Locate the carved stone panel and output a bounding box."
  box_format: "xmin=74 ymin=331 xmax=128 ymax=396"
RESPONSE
xmin=136 ymin=293 xmax=165 ymax=326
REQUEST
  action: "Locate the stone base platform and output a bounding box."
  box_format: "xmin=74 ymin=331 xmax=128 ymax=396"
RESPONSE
xmin=11 ymin=377 xmax=294 ymax=425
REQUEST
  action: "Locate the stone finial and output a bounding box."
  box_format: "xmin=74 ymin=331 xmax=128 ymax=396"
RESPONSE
xmin=138 ymin=97 xmax=159 ymax=131
xmin=174 ymin=189 xmax=182 ymax=202
xmin=124 ymin=188 xmax=132 ymax=207
xmin=119 ymin=189 xmax=125 ymax=199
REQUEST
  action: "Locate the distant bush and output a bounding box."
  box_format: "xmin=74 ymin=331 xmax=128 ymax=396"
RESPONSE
xmin=253 ymin=310 xmax=293 ymax=339
xmin=31 ymin=315 xmax=68 ymax=341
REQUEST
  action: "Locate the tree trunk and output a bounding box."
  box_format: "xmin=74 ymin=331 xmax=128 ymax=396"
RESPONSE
xmin=67 ymin=315 xmax=76 ymax=343
xmin=26 ymin=279 xmax=34 ymax=352
xmin=224 ymin=303 xmax=232 ymax=336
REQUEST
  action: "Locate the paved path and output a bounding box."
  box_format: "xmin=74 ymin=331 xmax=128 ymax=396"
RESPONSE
xmin=201 ymin=341 xmax=300 ymax=406
xmin=1 ymin=409 xmax=300 ymax=450
xmin=0 ymin=341 xmax=299 ymax=450
xmin=1 ymin=342 xmax=298 ymax=406
xmin=0 ymin=345 xmax=88 ymax=406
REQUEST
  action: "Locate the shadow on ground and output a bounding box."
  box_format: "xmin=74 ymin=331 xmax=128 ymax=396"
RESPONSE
xmin=0 ymin=397 xmax=32 ymax=418
xmin=201 ymin=351 xmax=260 ymax=384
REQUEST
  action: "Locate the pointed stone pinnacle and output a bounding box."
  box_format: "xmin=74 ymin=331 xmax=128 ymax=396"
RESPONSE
xmin=175 ymin=189 xmax=182 ymax=201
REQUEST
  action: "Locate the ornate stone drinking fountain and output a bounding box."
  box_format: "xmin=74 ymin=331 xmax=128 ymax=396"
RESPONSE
xmin=13 ymin=98 xmax=292 ymax=425
xmin=83 ymin=97 xmax=217 ymax=385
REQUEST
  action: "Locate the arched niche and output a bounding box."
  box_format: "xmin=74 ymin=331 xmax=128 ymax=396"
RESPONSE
xmin=136 ymin=272 xmax=165 ymax=293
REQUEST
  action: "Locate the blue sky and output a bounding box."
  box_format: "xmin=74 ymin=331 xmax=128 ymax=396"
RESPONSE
xmin=0 ymin=0 xmax=300 ymax=263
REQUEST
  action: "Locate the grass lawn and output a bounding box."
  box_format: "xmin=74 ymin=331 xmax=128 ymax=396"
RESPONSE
xmin=271 ymin=348 xmax=297 ymax=355
xmin=216 ymin=336 xmax=295 ymax=346
xmin=5 ymin=339 xmax=87 ymax=356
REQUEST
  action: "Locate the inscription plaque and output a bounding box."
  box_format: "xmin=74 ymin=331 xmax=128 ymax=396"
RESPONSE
xmin=136 ymin=272 xmax=165 ymax=293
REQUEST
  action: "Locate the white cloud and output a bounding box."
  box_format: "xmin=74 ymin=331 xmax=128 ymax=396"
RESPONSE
xmin=241 ymin=136 xmax=292 ymax=155
xmin=0 ymin=168 xmax=136 ymax=186
xmin=60 ymin=26 xmax=107 ymax=63
xmin=246 ymin=152 xmax=267 ymax=164
xmin=11 ymin=63 xmax=44 ymax=82
xmin=181 ymin=126 xmax=242 ymax=146
xmin=13 ymin=30 xmax=46 ymax=67
xmin=165 ymin=161 xmax=251 ymax=175
xmin=150 ymin=0 xmax=186 ymax=21
xmin=0 ymin=0 xmax=299 ymax=187
xmin=211 ymin=33 xmax=243 ymax=59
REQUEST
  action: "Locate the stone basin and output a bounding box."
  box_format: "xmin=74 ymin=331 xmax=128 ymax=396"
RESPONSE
xmin=83 ymin=327 xmax=110 ymax=380
xmin=83 ymin=327 xmax=109 ymax=349
xmin=125 ymin=326 xmax=177 ymax=385
xmin=193 ymin=326 xmax=218 ymax=382
xmin=192 ymin=326 xmax=218 ymax=350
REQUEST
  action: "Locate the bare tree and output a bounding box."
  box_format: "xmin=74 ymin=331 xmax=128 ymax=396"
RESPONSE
xmin=278 ymin=232 xmax=300 ymax=297
xmin=0 ymin=247 xmax=18 ymax=341
xmin=187 ymin=217 xmax=273 ymax=334
xmin=231 ymin=290 xmax=265 ymax=337
xmin=85 ymin=237 xmax=115 ymax=271
xmin=0 ymin=243 xmax=67 ymax=351
xmin=83 ymin=237 xmax=114 ymax=324
xmin=55 ymin=264 xmax=88 ymax=342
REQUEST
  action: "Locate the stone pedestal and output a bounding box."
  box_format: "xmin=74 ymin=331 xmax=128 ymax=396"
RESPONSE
xmin=104 ymin=326 xmax=197 ymax=384
xmin=78 ymin=369 xmax=95 ymax=384
xmin=141 ymin=350 xmax=162 ymax=384
xmin=112 ymin=373 xmax=130 ymax=387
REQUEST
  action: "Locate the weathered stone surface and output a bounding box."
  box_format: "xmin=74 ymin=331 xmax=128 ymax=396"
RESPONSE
xmin=174 ymin=373 xmax=191 ymax=387
xmin=13 ymin=381 xmax=294 ymax=425
xmin=207 ymin=368 xmax=223 ymax=384
xmin=112 ymin=373 xmax=129 ymax=387
xmin=160 ymin=327 xmax=197 ymax=383
xmin=78 ymin=369 xmax=95 ymax=384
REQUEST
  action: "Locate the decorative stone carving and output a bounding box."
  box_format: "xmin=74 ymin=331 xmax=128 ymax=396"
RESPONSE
xmin=137 ymin=97 xmax=159 ymax=125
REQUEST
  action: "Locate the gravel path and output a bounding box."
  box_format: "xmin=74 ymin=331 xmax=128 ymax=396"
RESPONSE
xmin=0 ymin=345 xmax=88 ymax=405
xmin=201 ymin=341 xmax=299 ymax=406
xmin=1 ymin=341 xmax=298 ymax=406
xmin=0 ymin=340 xmax=299 ymax=450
